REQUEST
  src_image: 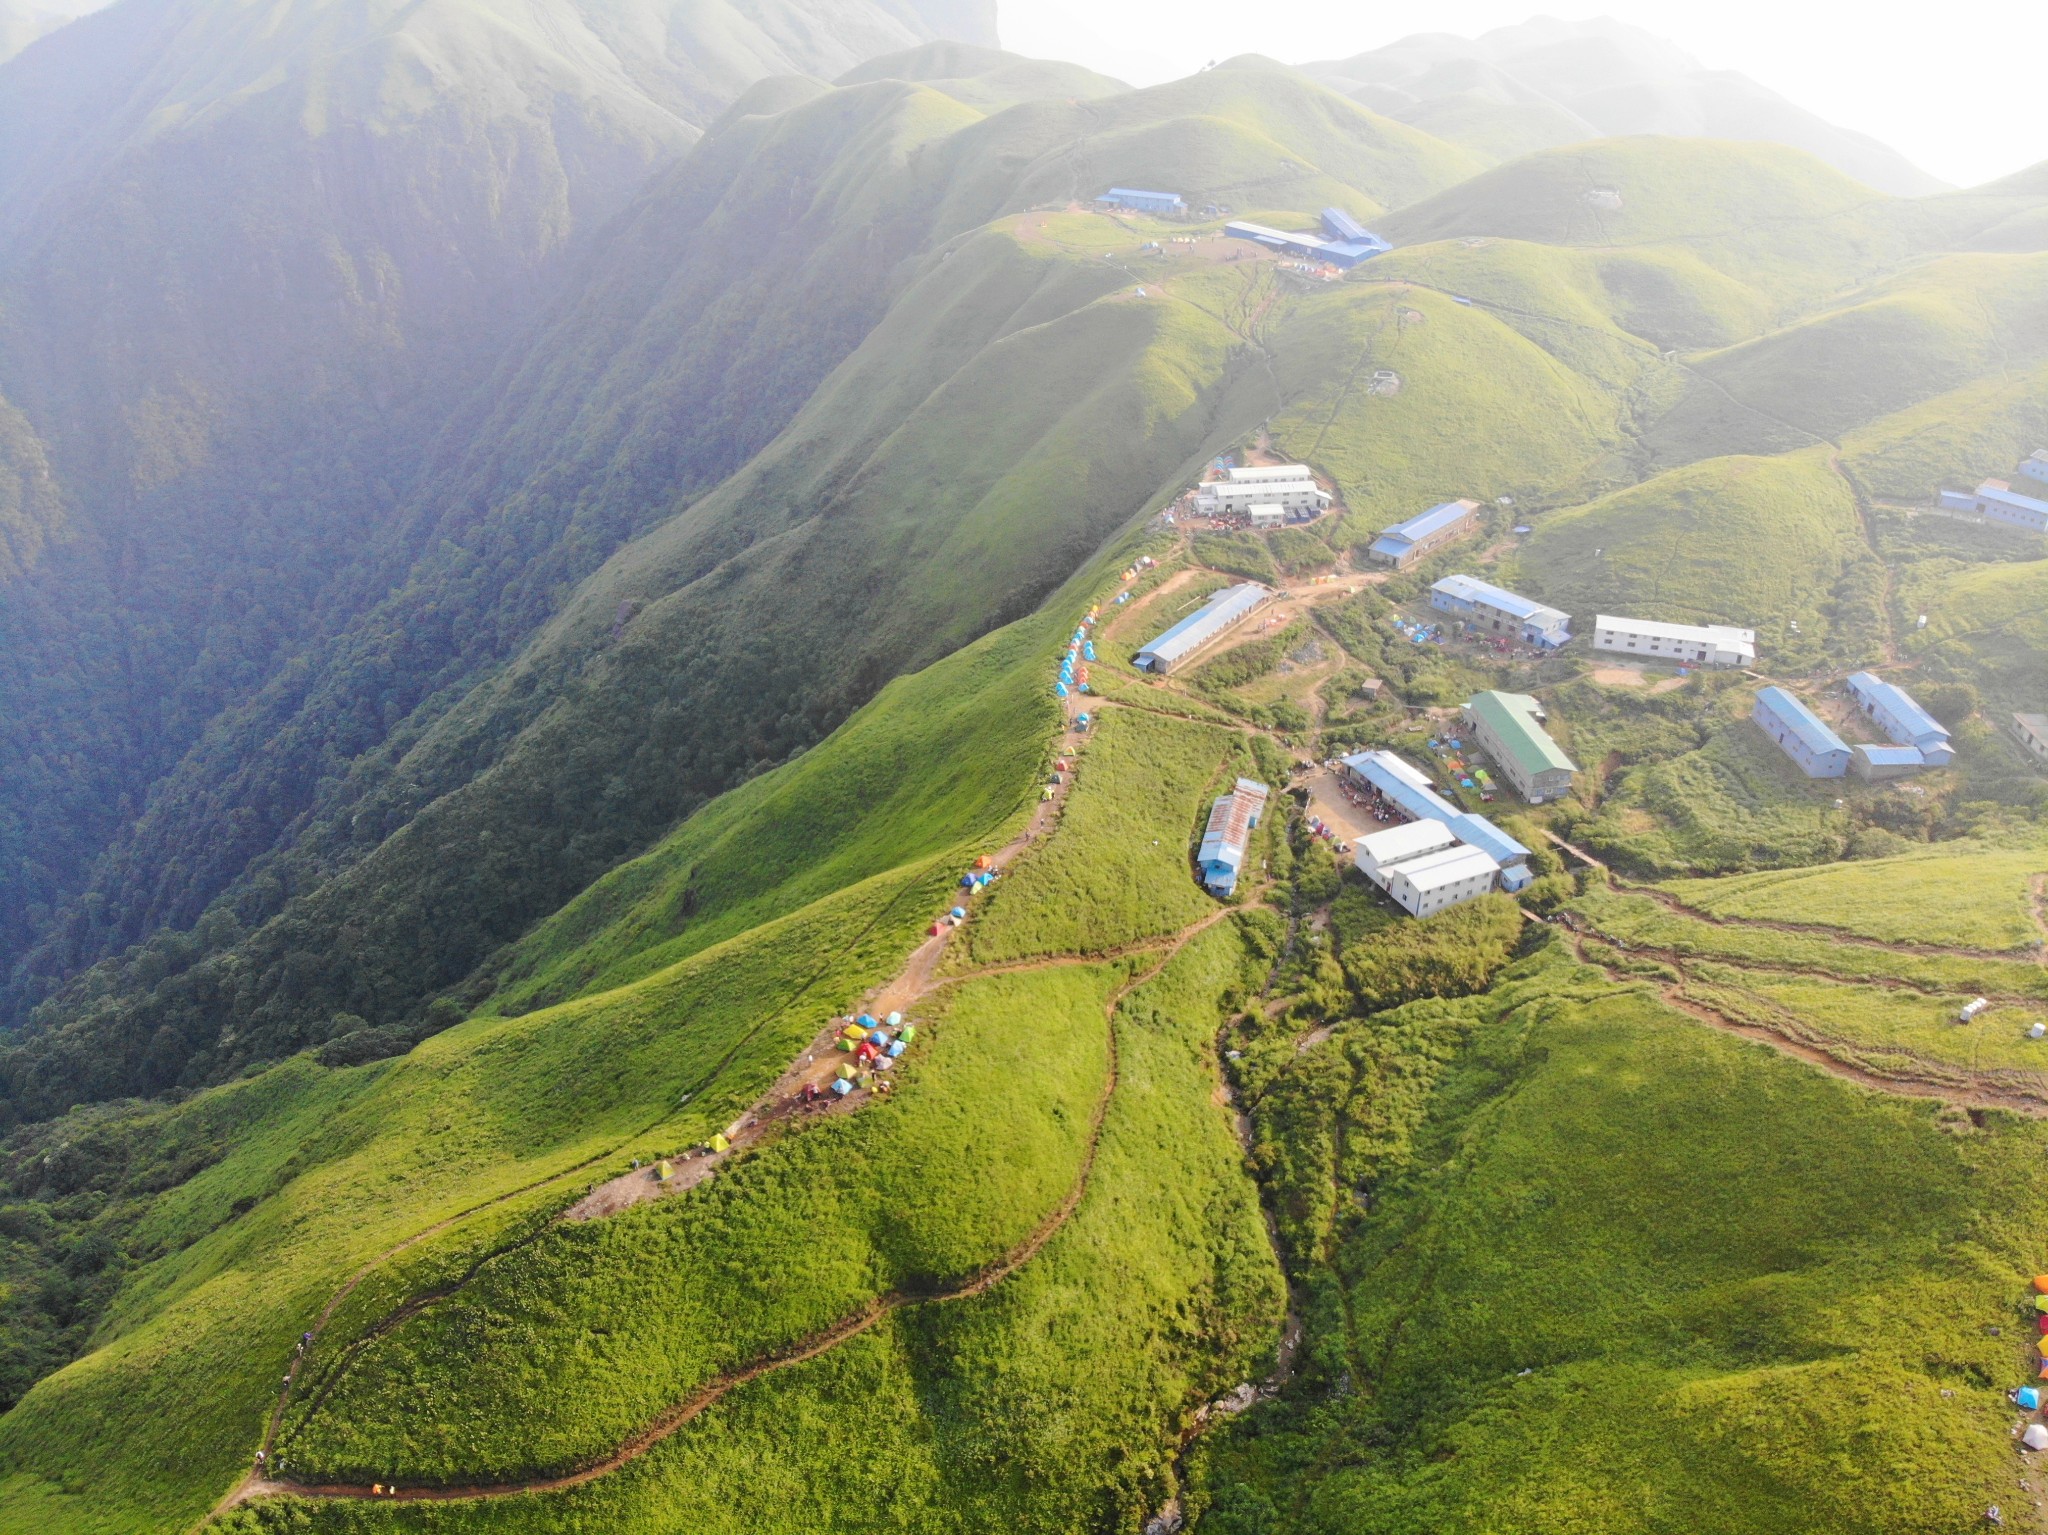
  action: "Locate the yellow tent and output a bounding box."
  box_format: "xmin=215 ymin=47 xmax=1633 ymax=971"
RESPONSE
xmin=710 ymin=1134 xmax=730 ymax=1154
xmin=654 ymin=1160 xmax=672 ymax=1182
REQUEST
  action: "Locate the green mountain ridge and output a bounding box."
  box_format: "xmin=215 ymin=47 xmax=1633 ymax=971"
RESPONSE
xmin=3 ymin=27 xmax=2048 ymax=1535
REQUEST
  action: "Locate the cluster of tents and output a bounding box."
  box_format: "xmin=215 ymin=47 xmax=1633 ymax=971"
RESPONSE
xmin=1428 ymin=735 xmax=1496 ymax=801
xmin=1052 ymin=607 xmax=1102 ymax=699
xmin=811 ymin=1010 xmax=916 ymax=1101
xmin=2013 ymin=1275 xmax=2048 ymax=1454
xmin=931 ymin=854 xmax=1000 ymax=935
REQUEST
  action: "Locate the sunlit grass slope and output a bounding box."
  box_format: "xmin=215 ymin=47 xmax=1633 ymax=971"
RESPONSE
xmin=1663 ymin=841 xmax=2048 ymax=951
xmin=1378 ymin=138 xmax=1909 ymax=314
xmin=1192 ymin=941 xmax=2048 ymax=1535
xmin=285 ymin=962 xmax=1122 ymax=1484
xmin=1902 ymin=555 xmax=2048 ymax=716
xmin=483 ymin=615 xmax=1057 ymax=1015
xmin=0 ymin=590 xmax=1075 ymax=1533
xmin=225 ymin=921 xmax=1284 ymax=1535
xmin=960 ymin=706 xmax=1238 ymax=966
xmin=1510 ymin=449 xmax=1863 ymax=659
xmin=1267 ymin=281 xmax=1626 ymax=526
xmin=0 ymin=865 xmax=949 ymax=1534
xmin=834 ymin=41 xmax=1128 ymax=111
xmin=1649 ymin=251 xmax=2048 ymax=461
xmin=1365 ymin=236 xmax=1775 ymax=357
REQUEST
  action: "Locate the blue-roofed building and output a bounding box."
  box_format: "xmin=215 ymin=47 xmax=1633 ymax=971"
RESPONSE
xmin=1845 ymin=672 xmax=1953 ymax=765
xmin=1851 ymin=744 xmax=1928 ymax=781
xmin=1752 ymin=687 xmax=1851 ymax=778
xmin=1429 ymin=574 xmax=1572 ymax=648
xmin=1336 ymin=750 xmax=1533 ymax=890
xmin=1097 ymin=187 xmax=1187 ymax=216
xmin=1367 ymin=499 xmax=1481 ymax=568
xmin=1134 ymin=583 xmax=1273 ymax=674
xmin=1939 ymin=478 xmax=2048 ymax=533
xmin=1198 ymin=778 xmax=1268 ymax=896
xmin=1224 ymin=217 xmax=1390 ymax=269
xmin=1321 ymin=206 xmax=1372 ymax=243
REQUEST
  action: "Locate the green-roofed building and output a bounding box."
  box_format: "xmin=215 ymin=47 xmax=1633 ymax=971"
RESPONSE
xmin=1461 ymin=691 xmax=1577 ymax=804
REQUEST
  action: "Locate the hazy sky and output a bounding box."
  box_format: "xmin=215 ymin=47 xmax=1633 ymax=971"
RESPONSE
xmin=998 ymin=1 xmax=2047 ymax=188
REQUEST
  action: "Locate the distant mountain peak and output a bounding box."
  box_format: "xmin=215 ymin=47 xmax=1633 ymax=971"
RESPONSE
xmin=1305 ymin=14 xmax=1945 ymax=197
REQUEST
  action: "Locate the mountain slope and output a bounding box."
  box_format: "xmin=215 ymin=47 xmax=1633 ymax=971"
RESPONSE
xmin=1305 ymin=16 xmax=1945 ymax=197
xmin=0 ymin=0 xmax=1005 ymax=1028
xmin=0 ymin=58 xmax=1481 ymax=1116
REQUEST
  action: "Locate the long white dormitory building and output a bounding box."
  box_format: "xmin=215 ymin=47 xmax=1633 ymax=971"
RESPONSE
xmin=1592 ymin=614 xmax=1756 ymax=668
xmin=1195 ymin=464 xmax=1332 ymax=520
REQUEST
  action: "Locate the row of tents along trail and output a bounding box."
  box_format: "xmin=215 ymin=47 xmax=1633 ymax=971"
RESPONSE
xmin=1052 ymin=604 xmax=1103 ymax=701
xmin=935 ymin=854 xmax=1004 ymax=933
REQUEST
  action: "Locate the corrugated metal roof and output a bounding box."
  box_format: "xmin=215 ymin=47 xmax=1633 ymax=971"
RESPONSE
xmin=1431 ymin=574 xmax=1569 ymax=628
xmin=1391 ymin=844 xmax=1500 ymax=893
xmin=1224 ymin=464 xmax=1313 ymax=482
xmin=1137 ymin=583 xmax=1272 ymax=668
xmin=1594 ymin=614 xmax=1755 ymax=643
xmin=1853 ymin=745 xmax=1925 ymax=767
xmin=1198 ymin=779 xmax=1268 ymax=870
xmin=1754 ymin=687 xmax=1849 ymax=760
xmin=1377 ymin=500 xmax=1478 ymax=548
xmin=1448 ymin=812 xmax=1529 ymax=866
xmin=1976 ymin=480 xmax=2048 ymax=513
xmin=1467 ymin=691 xmax=1576 ymax=776
xmin=1338 ymin=751 xmax=1529 ymax=866
xmin=1357 ymin=819 xmax=1457 ymax=866
xmin=1846 ymin=672 xmax=1950 ymax=749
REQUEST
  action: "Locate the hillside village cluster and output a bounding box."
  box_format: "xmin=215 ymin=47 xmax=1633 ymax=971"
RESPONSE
xmin=1094 ymin=186 xmax=2041 ymax=918
xmin=1126 ymin=459 xmax=2025 ymax=920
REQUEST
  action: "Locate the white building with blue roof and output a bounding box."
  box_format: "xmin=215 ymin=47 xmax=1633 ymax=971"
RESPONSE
xmin=1133 ymin=583 xmax=1273 ymax=674
xmin=1429 ymin=574 xmax=1572 ymax=648
xmin=1367 ymin=500 xmax=1481 ymax=568
xmin=1940 ymin=478 xmax=2048 ymax=534
xmin=1097 ymin=188 xmax=1186 ymax=216
xmin=1223 ymin=208 xmax=1391 ymax=269
xmin=1752 ymin=687 xmax=1851 ymax=778
xmin=1844 ymin=672 xmax=1954 ymax=765
xmin=1339 ymin=750 xmax=1533 ymax=892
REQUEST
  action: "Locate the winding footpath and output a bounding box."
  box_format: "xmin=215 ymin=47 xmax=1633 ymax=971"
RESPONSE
xmin=210 ymin=610 xmax=1276 ymax=1521
xmin=222 ymin=897 xmax=1249 ymax=1513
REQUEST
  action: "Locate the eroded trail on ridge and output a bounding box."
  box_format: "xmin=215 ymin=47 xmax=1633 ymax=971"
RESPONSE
xmin=1564 ymin=932 xmax=2048 ymax=1117
xmin=226 ymin=913 xmax=1235 ymax=1511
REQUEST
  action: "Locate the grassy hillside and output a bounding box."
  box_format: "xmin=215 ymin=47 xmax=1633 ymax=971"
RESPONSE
xmin=285 ymin=961 xmax=1122 ymax=1484
xmin=1510 ymin=449 xmax=1866 ymax=661
xmin=3 ymin=53 xmax=1484 ymax=1124
xmin=0 ymin=860 xmax=958 ymax=1533
xmin=1370 ymin=138 xmax=1991 ymax=348
xmin=1903 ymin=555 xmax=2048 ymax=717
xmin=1192 ymin=938 xmax=2048 ymax=1534
xmin=1662 ymin=841 xmax=2048 ymax=951
xmin=1266 ymin=280 xmax=1629 ymax=529
xmin=1648 ymin=252 xmax=2048 ymax=461
xmin=219 ymin=921 xmax=1283 ymax=1535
